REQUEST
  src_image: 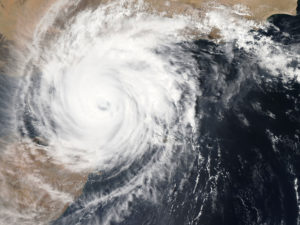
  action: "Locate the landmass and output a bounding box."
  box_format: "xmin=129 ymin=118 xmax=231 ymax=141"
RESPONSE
xmin=0 ymin=142 xmax=90 ymax=224
xmin=0 ymin=0 xmax=297 ymax=42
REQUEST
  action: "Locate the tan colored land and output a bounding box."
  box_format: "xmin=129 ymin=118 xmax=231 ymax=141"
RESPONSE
xmin=0 ymin=142 xmax=89 ymax=224
xmin=0 ymin=0 xmax=58 ymax=42
xmin=0 ymin=0 xmax=297 ymax=42
xmin=166 ymin=0 xmax=297 ymax=20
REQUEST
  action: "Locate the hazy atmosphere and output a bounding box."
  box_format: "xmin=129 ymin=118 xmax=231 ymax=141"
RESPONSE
xmin=0 ymin=1 xmax=299 ymax=225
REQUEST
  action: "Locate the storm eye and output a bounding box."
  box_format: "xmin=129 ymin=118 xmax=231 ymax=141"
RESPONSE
xmin=97 ymin=100 xmax=110 ymax=111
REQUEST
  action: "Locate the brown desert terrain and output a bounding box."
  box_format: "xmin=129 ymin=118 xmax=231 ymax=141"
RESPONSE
xmin=0 ymin=0 xmax=297 ymax=41
xmin=0 ymin=142 xmax=90 ymax=224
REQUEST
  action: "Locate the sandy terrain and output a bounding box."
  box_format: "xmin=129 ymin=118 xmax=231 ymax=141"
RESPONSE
xmin=0 ymin=0 xmax=297 ymax=41
xmin=0 ymin=0 xmax=58 ymax=42
xmin=0 ymin=141 xmax=90 ymax=224
xmin=174 ymin=0 xmax=297 ymax=20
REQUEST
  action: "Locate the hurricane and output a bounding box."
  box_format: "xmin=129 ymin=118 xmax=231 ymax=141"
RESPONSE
xmin=0 ymin=0 xmax=300 ymax=225
xmin=18 ymin=0 xmax=198 ymax=172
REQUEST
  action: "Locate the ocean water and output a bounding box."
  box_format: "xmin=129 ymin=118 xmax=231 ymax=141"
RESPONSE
xmin=0 ymin=1 xmax=299 ymax=225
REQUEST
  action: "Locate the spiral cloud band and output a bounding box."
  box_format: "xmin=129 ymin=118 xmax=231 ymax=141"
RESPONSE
xmin=14 ymin=2 xmax=202 ymax=222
